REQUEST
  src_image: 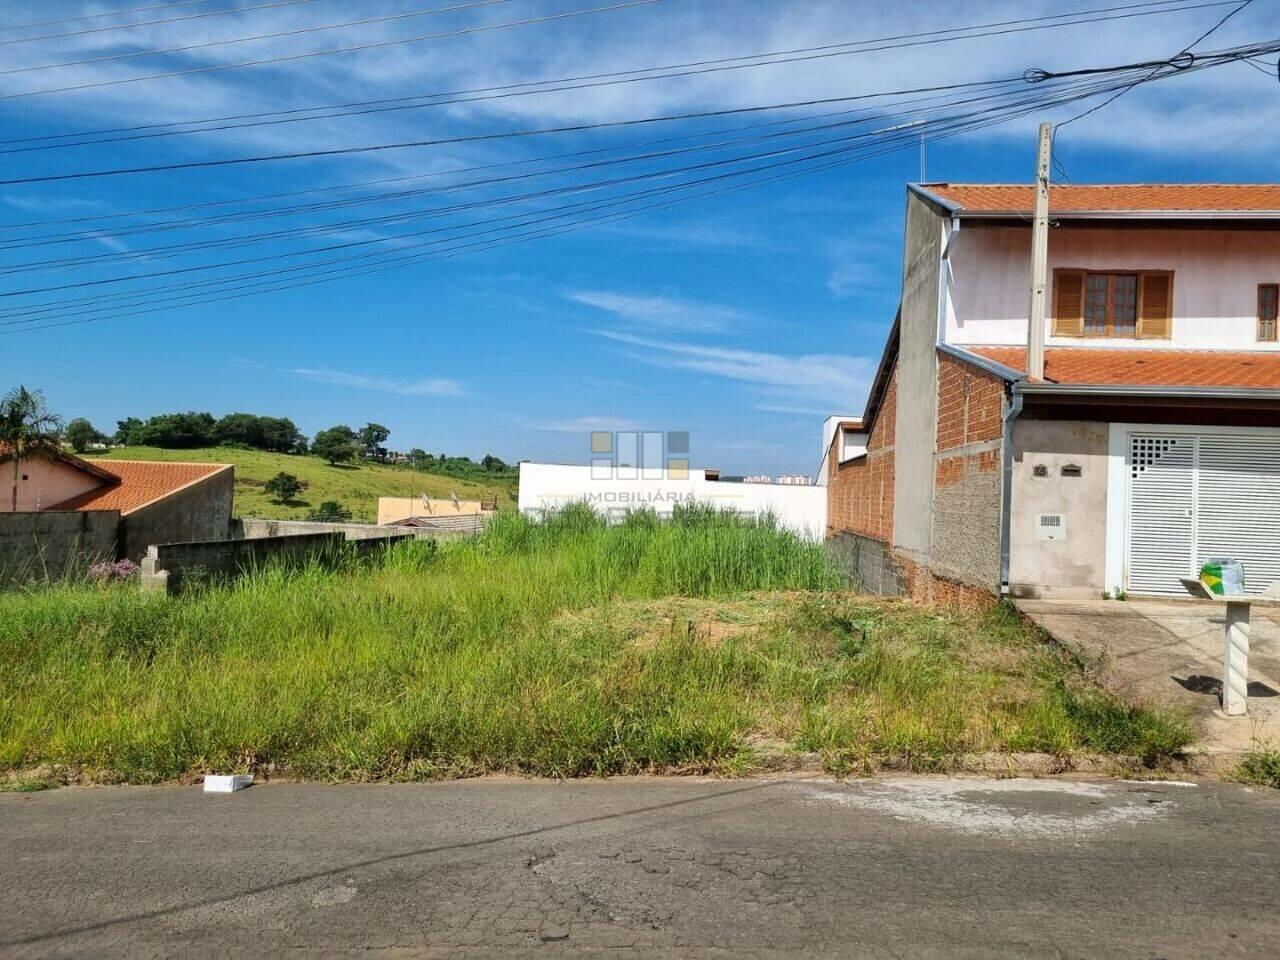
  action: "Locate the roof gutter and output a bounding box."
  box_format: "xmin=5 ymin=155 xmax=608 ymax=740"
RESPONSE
xmin=951 ymin=209 xmax=1280 ymax=222
xmin=935 ymin=341 xmax=1024 ymax=382
xmin=1016 ymin=382 xmax=1280 ymax=401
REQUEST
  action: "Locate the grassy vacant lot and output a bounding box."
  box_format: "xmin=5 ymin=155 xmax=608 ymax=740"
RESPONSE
xmin=0 ymin=507 xmax=1192 ymax=784
xmin=89 ymin=446 xmax=518 ymax=522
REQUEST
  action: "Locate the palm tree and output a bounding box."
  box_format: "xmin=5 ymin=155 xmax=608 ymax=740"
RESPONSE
xmin=1 ymin=385 xmax=63 ymax=512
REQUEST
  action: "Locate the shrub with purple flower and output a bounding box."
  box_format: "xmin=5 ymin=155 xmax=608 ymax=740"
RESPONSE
xmin=89 ymin=558 xmax=139 ymax=582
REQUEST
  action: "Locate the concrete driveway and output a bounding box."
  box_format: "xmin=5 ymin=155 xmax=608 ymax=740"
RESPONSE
xmin=3 ymin=777 xmax=1280 ymax=958
xmin=1018 ymin=597 xmax=1280 ymax=752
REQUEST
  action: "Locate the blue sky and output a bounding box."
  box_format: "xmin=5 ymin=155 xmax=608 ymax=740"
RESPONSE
xmin=1 ymin=0 xmax=1278 ymax=475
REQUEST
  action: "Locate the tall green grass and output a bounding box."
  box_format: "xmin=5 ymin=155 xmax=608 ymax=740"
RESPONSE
xmin=0 ymin=506 xmax=1190 ymax=782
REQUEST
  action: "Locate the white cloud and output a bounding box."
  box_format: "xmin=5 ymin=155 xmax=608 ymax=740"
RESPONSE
xmin=567 ymin=290 xmax=744 ymax=332
xmin=591 ymin=329 xmax=872 ymax=405
xmin=286 ymin=367 xmax=462 ymax=396
xmin=524 ymin=415 xmax=643 ymax=433
xmin=597 ymin=220 xmax=772 ymax=250
xmin=755 ymin=402 xmax=831 ymax=416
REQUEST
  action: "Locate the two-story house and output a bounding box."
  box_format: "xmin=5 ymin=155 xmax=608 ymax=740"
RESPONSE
xmin=824 ymin=183 xmax=1280 ymax=604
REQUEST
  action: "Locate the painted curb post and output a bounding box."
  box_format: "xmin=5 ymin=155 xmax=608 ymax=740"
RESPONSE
xmin=1223 ymin=600 xmax=1250 ymax=717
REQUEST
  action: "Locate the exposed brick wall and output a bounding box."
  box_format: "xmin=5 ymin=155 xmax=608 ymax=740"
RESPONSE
xmin=935 ymin=353 xmax=1005 ymax=451
xmin=825 ymin=349 xmax=1009 ymax=608
xmin=897 ymin=553 xmax=1000 ymax=612
xmin=826 ymin=370 xmax=896 ymax=543
xmin=929 ymin=352 xmax=1007 ymax=593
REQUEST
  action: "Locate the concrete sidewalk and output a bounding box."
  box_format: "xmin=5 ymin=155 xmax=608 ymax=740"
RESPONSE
xmin=3 ymin=777 xmax=1280 ymax=958
xmin=1018 ymin=597 xmax=1280 ymax=753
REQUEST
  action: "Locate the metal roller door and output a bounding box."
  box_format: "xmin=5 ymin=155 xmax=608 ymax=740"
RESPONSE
xmin=1127 ymin=432 xmax=1280 ymax=596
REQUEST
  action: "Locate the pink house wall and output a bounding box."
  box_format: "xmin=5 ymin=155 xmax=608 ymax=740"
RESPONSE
xmin=2 ymin=456 xmax=103 ymax=512
xmin=945 ymin=225 xmax=1280 ymax=351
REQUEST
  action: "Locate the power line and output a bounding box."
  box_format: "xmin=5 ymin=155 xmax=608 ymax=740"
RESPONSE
xmin=1055 ymin=0 xmax=1255 ymax=129
xmin=0 ymin=67 xmax=1193 ymax=314
xmin=1 ymin=0 xmax=516 ymax=73
xmin=0 ymin=0 xmax=216 ymax=32
xmin=0 ymin=79 xmax=1044 ymax=186
xmin=1 ymin=89 xmax=1089 ymax=322
xmin=0 ymin=81 xmax=1155 ymax=334
xmin=0 ymin=41 xmax=1254 ymax=331
xmin=0 ymin=87 xmax=1155 ymax=332
xmin=0 ymin=88 xmax=992 ymax=250
xmin=0 ymin=0 xmax=663 ymax=102
xmin=0 ymin=85 xmax=1041 ymax=270
xmin=0 ymin=0 xmax=322 ymax=47
xmin=0 ymin=0 xmax=1234 ymax=139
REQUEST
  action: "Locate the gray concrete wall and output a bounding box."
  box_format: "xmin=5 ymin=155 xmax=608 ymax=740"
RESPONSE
xmin=120 ymin=467 xmax=234 ymax=560
xmin=140 ymin=530 xmax=412 ymax=594
xmin=892 ymin=190 xmax=945 ymax=558
xmin=0 ymin=510 xmax=119 ymax=583
xmin=236 ymin=518 xmax=474 ymax=542
xmin=827 ymin=532 xmax=906 ymax=596
xmin=1008 ymin=419 xmax=1110 ymax=598
xmin=929 ymin=452 xmax=1004 ymax=588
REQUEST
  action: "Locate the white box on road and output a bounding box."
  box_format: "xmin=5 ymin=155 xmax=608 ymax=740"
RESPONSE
xmin=203 ymin=775 xmax=254 ymax=793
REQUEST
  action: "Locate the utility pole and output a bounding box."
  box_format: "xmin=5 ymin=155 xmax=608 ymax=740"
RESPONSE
xmin=1026 ymin=122 xmax=1052 ymax=381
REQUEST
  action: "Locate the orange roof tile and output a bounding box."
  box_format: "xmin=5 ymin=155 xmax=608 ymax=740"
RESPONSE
xmin=51 ymin=460 xmax=230 ymax=514
xmin=967 ymin=346 xmax=1280 ymax=390
xmin=920 ymin=184 xmax=1280 ymax=215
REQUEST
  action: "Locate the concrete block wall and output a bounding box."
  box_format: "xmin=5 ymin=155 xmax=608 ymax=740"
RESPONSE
xmin=235 ymin=518 xmax=474 ymax=542
xmin=140 ymin=529 xmax=411 ymax=593
xmin=826 ymin=532 xmax=906 ymax=596
xmin=0 ymin=510 xmax=119 ymax=583
xmin=120 ymin=467 xmax=235 ymax=560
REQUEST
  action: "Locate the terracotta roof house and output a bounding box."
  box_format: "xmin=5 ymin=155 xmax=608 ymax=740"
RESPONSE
xmin=824 ymin=183 xmax=1280 ymax=604
xmin=0 ymin=447 xmax=233 ymax=562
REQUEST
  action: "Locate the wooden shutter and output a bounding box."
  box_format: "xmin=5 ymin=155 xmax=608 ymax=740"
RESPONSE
xmin=1052 ymin=270 xmax=1085 ymax=336
xmin=1137 ymin=272 xmax=1172 ymax=339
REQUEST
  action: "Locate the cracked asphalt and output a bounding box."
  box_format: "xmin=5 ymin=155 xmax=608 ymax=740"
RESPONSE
xmin=3 ymin=775 xmax=1279 ymax=958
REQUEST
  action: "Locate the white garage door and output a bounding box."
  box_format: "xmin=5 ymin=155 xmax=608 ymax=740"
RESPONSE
xmin=1128 ymin=432 xmax=1280 ymax=596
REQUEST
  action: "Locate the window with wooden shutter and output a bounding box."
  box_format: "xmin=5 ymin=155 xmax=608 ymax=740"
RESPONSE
xmin=1052 ymin=270 xmax=1085 ymax=336
xmin=1259 ymin=284 xmax=1278 ymax=342
xmin=1051 ymin=269 xmax=1172 ymax=339
xmin=1137 ymin=272 xmax=1173 ymax=340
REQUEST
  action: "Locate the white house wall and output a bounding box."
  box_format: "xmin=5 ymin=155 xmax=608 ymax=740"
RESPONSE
xmin=517 ymin=462 xmax=828 ymax=540
xmin=945 ymin=225 xmax=1280 ymax=350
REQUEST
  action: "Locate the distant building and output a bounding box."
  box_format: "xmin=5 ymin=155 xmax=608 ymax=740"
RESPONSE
xmin=517 ymin=462 xmax=827 ymax=539
xmin=377 ymin=495 xmax=495 ymax=527
xmin=0 ymin=446 xmax=234 ymax=570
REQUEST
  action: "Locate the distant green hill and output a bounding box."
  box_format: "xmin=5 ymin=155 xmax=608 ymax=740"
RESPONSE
xmin=91 ymin=447 xmax=518 ymax=523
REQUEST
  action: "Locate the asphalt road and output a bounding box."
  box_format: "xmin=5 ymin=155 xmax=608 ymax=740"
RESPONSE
xmin=3 ymin=775 xmax=1278 ymax=958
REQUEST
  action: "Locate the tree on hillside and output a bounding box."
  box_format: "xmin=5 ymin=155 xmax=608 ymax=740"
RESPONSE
xmin=481 ymin=454 xmax=508 ymax=472
xmin=65 ymin=418 xmax=103 ymax=453
xmin=132 ymin=412 xmax=217 ymax=448
xmin=214 ymin=413 xmax=304 ymax=452
xmin=114 ymin=417 xmax=142 ymax=445
xmin=260 ymin=416 xmax=304 ymax=453
xmin=0 ymin=385 xmax=63 ymax=512
xmin=307 ymin=500 xmax=352 ymax=521
xmin=406 ymin=448 xmax=433 ymax=468
xmin=264 ymin=471 xmax=303 ymax=503
xmin=358 ymin=423 xmax=390 ymax=459
xmin=311 ymin=425 xmax=359 ymax=465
